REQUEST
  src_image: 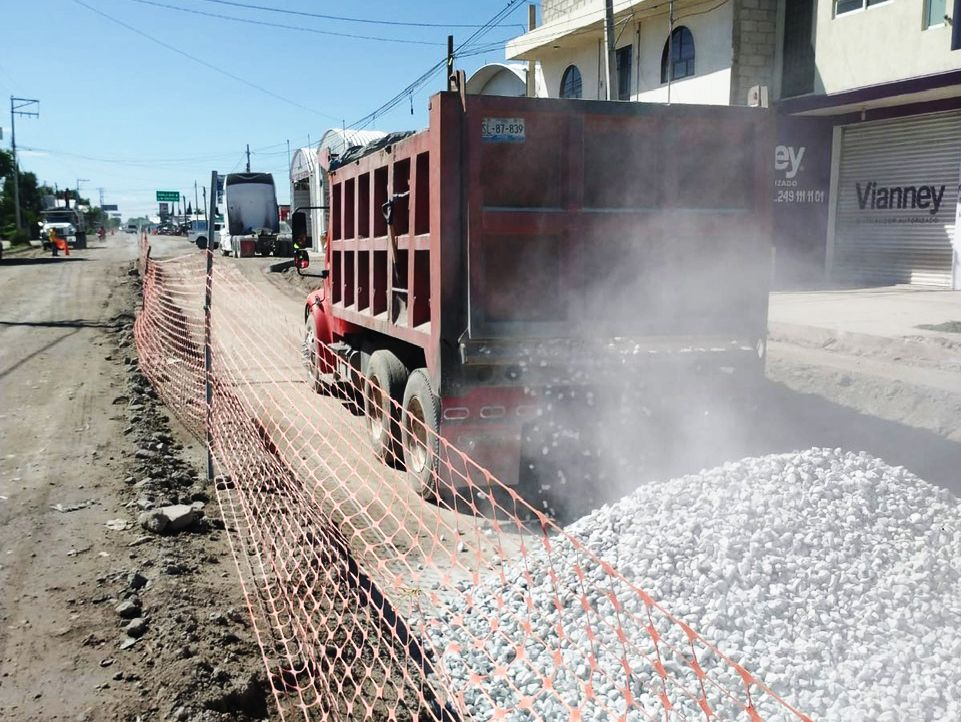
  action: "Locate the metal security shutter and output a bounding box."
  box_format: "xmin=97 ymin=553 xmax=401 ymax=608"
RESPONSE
xmin=833 ymin=111 xmax=961 ymax=287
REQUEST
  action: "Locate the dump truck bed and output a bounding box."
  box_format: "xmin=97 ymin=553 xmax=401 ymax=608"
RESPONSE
xmin=322 ymin=94 xmax=772 ymax=389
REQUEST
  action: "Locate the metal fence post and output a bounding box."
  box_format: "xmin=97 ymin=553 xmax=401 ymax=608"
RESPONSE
xmin=205 ymin=170 xmax=217 ymax=482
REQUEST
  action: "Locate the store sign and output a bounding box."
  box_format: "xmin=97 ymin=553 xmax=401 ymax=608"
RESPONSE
xmin=774 ymin=143 xmax=827 ymax=205
xmin=772 ymin=117 xmax=833 ymax=275
xmin=854 ymin=181 xmax=946 ymax=218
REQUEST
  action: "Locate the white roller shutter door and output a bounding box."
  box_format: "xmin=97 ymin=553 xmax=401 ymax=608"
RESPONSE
xmin=833 ymin=111 xmax=961 ymax=288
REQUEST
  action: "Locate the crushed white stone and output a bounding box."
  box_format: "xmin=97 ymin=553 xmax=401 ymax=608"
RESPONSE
xmin=418 ymin=448 xmax=961 ymax=721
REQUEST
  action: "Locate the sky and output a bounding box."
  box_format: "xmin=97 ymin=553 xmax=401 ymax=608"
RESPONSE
xmin=0 ymin=0 xmax=530 ymax=217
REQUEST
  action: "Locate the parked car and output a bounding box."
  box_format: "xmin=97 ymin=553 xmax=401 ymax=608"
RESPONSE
xmin=189 ymin=219 xmax=222 ymax=249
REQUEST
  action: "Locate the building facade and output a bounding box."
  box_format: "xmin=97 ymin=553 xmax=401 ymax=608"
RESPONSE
xmin=780 ymin=0 xmax=961 ymax=289
xmin=508 ymin=0 xmax=777 ymax=106
xmin=507 ymin=0 xmax=961 ymax=288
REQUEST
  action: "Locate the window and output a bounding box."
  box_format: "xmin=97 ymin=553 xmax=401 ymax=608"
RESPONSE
xmin=660 ymin=27 xmax=695 ymax=83
xmin=559 ymin=64 xmax=583 ymax=99
xmin=926 ymin=0 xmax=947 ymax=26
xmin=616 ymin=45 xmax=633 ymax=100
xmin=835 ymin=0 xmax=885 ymax=15
xmin=954 ymin=0 xmax=961 ymax=48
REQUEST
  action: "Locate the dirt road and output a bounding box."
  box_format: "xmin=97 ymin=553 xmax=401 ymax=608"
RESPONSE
xmin=0 ymin=235 xmax=269 ymax=722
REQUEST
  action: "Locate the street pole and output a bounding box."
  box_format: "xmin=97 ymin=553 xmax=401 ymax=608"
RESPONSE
xmin=447 ymin=35 xmax=455 ymax=91
xmin=204 ymin=170 xmax=217 ymax=482
xmin=245 ymin=144 xmax=250 ymax=173
xmin=76 ymin=178 xmax=89 ymax=207
xmin=527 ymin=5 xmax=537 ymax=97
xmin=603 ymin=0 xmax=616 ymax=101
xmin=194 ymin=180 xmax=199 ymax=218
xmin=667 ymin=0 xmax=675 ymax=104
xmin=10 ymin=96 xmax=40 ymax=232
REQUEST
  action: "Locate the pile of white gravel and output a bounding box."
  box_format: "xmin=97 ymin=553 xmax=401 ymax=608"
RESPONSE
xmin=418 ymin=448 xmax=961 ymax=721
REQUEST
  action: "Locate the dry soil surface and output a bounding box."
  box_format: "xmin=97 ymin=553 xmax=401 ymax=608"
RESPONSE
xmin=0 ymin=235 xmax=274 ymax=722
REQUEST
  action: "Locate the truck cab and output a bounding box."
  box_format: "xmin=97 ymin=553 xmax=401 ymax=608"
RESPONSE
xmin=40 ymin=208 xmax=87 ymax=250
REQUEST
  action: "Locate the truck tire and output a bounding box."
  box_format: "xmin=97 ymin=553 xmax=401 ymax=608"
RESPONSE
xmin=303 ymin=317 xmax=324 ymax=393
xmin=401 ymin=369 xmax=441 ymax=501
xmin=364 ymin=350 xmax=408 ymax=466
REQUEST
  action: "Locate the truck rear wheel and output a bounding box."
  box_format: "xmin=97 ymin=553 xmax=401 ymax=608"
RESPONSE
xmin=401 ymin=369 xmax=441 ymax=501
xmin=303 ymin=317 xmax=323 ymax=393
xmin=364 ymin=350 xmax=408 ymax=465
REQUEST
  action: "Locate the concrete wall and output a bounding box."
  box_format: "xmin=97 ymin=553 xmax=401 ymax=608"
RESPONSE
xmin=542 ymin=0 xmax=594 ymax=24
xmin=813 ymin=1 xmax=960 ymax=93
xmin=730 ymin=0 xmax=778 ymax=104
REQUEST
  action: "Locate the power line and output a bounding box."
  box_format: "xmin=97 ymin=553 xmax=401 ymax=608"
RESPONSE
xmin=18 ymin=143 xmax=290 ymax=166
xmin=71 ymin=0 xmax=343 ymax=122
xmin=347 ymin=0 xmax=527 ymax=132
xmin=125 ymin=0 xmax=451 ymax=47
xmin=195 ymin=0 xmax=526 ymax=30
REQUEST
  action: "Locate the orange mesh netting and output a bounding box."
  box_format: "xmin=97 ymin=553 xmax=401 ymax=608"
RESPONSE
xmin=133 ymin=240 xmax=813 ymax=722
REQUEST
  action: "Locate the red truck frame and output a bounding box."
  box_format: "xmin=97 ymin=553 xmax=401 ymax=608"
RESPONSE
xmin=304 ymin=92 xmax=773 ymax=497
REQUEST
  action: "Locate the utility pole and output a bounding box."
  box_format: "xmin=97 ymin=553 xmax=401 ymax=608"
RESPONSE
xmin=526 ymin=5 xmax=537 ymax=97
xmin=447 ymin=35 xmax=455 ymax=90
xmin=603 ymin=0 xmax=616 ymax=101
xmin=10 ymin=96 xmax=40 ymax=232
xmin=76 ymin=178 xmax=90 ymax=209
xmin=286 ymin=139 xmax=291 ymax=170
xmin=98 ymin=187 xmax=105 ymax=227
xmin=245 ymin=144 xmax=251 ymax=173
xmin=667 ymin=0 xmax=675 ymax=104
xmin=194 ymin=180 xmax=199 ymax=218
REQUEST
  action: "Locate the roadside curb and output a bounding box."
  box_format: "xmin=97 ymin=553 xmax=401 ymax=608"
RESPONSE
xmin=768 ymin=320 xmax=960 ymax=366
xmin=769 ymin=321 xmax=907 ymax=352
xmin=268 ymin=259 xmax=294 ymax=273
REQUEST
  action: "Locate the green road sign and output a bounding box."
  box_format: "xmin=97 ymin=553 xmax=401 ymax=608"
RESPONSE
xmin=156 ymin=190 xmax=180 ymax=202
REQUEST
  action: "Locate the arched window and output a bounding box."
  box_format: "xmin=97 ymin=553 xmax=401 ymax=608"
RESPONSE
xmin=559 ymin=65 xmax=583 ymax=99
xmin=660 ymin=26 xmax=695 ymax=83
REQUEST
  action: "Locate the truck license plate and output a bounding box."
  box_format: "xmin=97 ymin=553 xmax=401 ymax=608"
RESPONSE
xmin=482 ymin=117 xmax=526 ymax=143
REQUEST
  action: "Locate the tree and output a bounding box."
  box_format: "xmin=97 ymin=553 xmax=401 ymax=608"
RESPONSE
xmin=0 ymin=149 xmax=55 ymax=242
xmin=0 ymin=149 xmax=13 ymax=179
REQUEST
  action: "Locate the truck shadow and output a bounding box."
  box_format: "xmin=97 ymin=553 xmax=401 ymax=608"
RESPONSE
xmin=0 ymin=257 xmax=90 ymax=266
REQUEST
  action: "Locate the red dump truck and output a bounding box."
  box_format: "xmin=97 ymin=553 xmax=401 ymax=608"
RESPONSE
xmin=300 ymin=93 xmax=773 ymax=497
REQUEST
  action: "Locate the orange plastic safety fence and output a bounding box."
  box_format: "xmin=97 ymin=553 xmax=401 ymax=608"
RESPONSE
xmin=133 ymin=244 xmax=813 ymax=722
